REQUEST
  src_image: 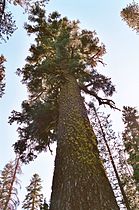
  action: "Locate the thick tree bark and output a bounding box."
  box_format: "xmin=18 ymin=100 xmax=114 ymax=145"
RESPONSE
xmin=50 ymin=73 xmax=119 ymax=210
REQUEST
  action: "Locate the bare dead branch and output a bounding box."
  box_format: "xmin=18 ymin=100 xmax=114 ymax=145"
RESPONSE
xmin=80 ymin=85 xmax=121 ymax=111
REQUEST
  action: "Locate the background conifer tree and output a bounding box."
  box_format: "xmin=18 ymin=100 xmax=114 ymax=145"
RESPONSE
xmin=40 ymin=198 xmax=49 ymax=210
xmin=123 ymin=107 xmax=139 ymax=191
xmin=0 ymin=157 xmax=21 ymax=210
xmin=22 ymin=173 xmax=43 ymax=210
xmin=122 ymin=106 xmax=139 ymax=190
xmin=121 ymin=1 xmax=139 ymax=32
xmin=90 ymin=103 xmax=139 ymax=209
xmin=89 ymin=102 xmax=131 ymax=210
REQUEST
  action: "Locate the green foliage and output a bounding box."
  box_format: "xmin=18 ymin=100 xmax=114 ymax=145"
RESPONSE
xmin=9 ymin=100 xmax=58 ymax=163
xmin=122 ymin=106 xmax=139 ymax=191
xmin=89 ymin=102 xmax=128 ymax=209
xmin=40 ymin=198 xmax=49 ymax=210
xmin=9 ymin=2 xmax=116 ymax=163
xmin=0 ymin=158 xmax=21 ymax=209
xmin=0 ymin=9 xmax=16 ymax=42
xmin=121 ymin=1 xmax=139 ymax=32
xmin=0 ymin=54 xmax=6 ymax=97
xmin=89 ymin=103 xmax=139 ymax=209
xmin=22 ymin=173 xmax=43 ymax=210
xmin=0 ymin=0 xmax=49 ymax=41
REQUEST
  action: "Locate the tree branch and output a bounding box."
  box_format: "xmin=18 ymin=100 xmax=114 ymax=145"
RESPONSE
xmin=84 ymin=81 xmax=93 ymax=88
xmin=29 ymin=88 xmax=47 ymax=103
xmin=80 ymin=85 xmax=120 ymax=111
xmin=0 ymin=0 xmax=6 ymax=15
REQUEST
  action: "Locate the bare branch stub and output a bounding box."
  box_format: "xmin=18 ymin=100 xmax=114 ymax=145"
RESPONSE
xmin=80 ymin=85 xmax=121 ymax=111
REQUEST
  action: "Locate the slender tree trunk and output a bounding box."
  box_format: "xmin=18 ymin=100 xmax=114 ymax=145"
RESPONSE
xmin=3 ymin=157 xmax=20 ymax=210
xmin=92 ymin=104 xmax=131 ymax=210
xmin=50 ymin=73 xmax=119 ymax=210
xmin=31 ymin=194 xmax=35 ymax=210
xmin=31 ymin=181 xmax=36 ymax=210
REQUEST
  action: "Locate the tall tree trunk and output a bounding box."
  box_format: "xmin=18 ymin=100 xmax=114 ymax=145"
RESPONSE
xmin=50 ymin=73 xmax=119 ymax=210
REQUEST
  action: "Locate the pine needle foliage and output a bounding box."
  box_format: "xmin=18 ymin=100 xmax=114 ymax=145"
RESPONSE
xmin=89 ymin=102 xmax=131 ymax=210
xmin=0 ymin=0 xmax=49 ymax=41
xmin=22 ymin=173 xmax=43 ymax=210
xmin=0 ymin=158 xmax=21 ymax=210
xmin=40 ymin=199 xmax=49 ymax=210
xmin=122 ymin=106 xmax=139 ymax=191
xmin=0 ymin=54 xmax=6 ymax=97
xmin=121 ymin=1 xmax=139 ymax=33
xmin=9 ymin=2 xmax=116 ymax=163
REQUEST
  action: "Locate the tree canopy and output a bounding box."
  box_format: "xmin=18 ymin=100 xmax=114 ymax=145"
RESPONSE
xmin=121 ymin=1 xmax=139 ymax=32
xmin=9 ymin=2 xmax=117 ymax=163
xmin=22 ymin=173 xmax=43 ymax=210
xmin=0 ymin=0 xmax=50 ymax=41
xmin=0 ymin=157 xmax=21 ymax=210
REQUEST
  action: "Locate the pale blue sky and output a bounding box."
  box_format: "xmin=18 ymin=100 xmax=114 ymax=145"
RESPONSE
xmin=1 ymin=0 xmax=139 ymax=208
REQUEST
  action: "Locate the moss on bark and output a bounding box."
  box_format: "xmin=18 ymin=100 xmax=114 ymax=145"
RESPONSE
xmin=50 ymin=73 xmax=119 ymax=210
